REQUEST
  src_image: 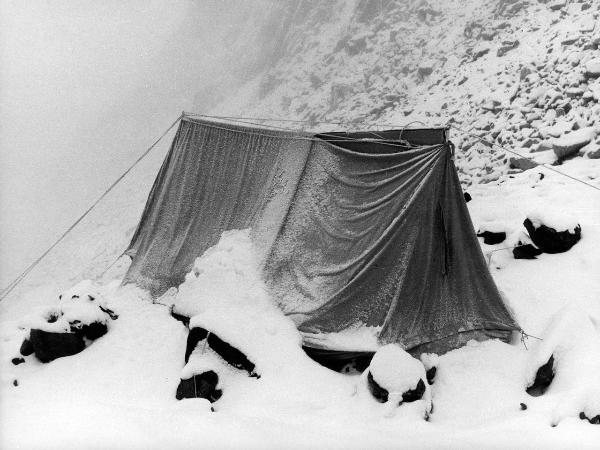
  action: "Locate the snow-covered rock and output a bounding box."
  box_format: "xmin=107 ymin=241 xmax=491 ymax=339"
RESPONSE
xmin=524 ymin=210 xmax=582 ymax=254
xmin=584 ymin=58 xmax=600 ymax=79
xmin=551 ymin=127 xmax=596 ymax=158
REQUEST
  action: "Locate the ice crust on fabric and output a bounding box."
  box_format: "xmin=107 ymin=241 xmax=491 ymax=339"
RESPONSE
xmin=126 ymin=117 xmax=518 ymax=354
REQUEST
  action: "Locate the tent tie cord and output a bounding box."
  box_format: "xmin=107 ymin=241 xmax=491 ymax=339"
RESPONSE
xmin=520 ymin=330 xmax=543 ymax=350
xmin=0 ymin=113 xmax=185 ymax=302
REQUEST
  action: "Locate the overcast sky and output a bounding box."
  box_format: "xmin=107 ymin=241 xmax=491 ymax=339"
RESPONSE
xmin=0 ymin=0 xmax=274 ymax=288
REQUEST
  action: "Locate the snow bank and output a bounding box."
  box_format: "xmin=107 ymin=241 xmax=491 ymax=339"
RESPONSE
xmin=20 ymin=280 xmax=111 ymax=334
xmin=526 ymin=307 xmax=600 ymax=423
xmin=173 ymin=229 xmax=301 ymax=374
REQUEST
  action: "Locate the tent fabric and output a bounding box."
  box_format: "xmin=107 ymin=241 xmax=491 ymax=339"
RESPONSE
xmin=124 ymin=116 xmax=519 ymax=355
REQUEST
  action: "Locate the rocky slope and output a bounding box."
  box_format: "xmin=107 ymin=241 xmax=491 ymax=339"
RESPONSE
xmin=214 ymin=0 xmax=600 ymax=188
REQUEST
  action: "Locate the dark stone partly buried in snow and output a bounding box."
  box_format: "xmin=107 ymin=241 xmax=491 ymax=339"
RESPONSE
xmin=19 ymin=338 xmax=34 ymax=356
xmin=579 ymin=412 xmax=600 ymax=425
xmin=523 ymin=219 xmax=581 ymax=254
xmin=185 ymin=327 xmax=258 ymax=377
xmin=463 ymin=192 xmax=472 ymax=203
xmin=426 ymin=366 xmax=437 ymax=385
xmin=28 ymin=329 xmax=86 ymax=363
xmin=11 ymin=357 xmax=25 ymax=366
xmin=477 ymin=230 xmax=506 ymax=245
xmin=176 ymin=370 xmax=222 ymax=402
xmin=513 ymin=244 xmax=543 ymax=259
xmin=526 ymin=355 xmax=555 ymax=397
xmin=70 ymin=321 xmax=108 ymax=341
xmin=367 ymin=371 xmax=426 ymax=404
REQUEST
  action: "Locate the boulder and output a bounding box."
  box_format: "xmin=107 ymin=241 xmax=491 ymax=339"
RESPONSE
xmin=185 ymin=327 xmax=258 ymax=377
xmin=551 ymin=127 xmax=595 ymax=159
xmin=367 ymin=371 xmax=426 ymax=404
xmin=580 ymin=412 xmax=600 ymax=425
xmin=28 ymin=329 xmax=86 ymax=363
xmin=526 ymin=355 xmax=554 ymax=397
xmin=584 ymin=58 xmax=600 ymax=79
xmin=176 ymin=370 xmax=222 ymax=402
xmin=497 ymin=40 xmax=519 ymax=57
xmin=19 ymin=338 xmax=34 ymax=356
xmin=509 ymin=156 xmax=538 ymax=171
xmin=367 ymin=344 xmax=427 ymax=406
xmin=463 ymin=192 xmax=472 ymax=203
xmin=477 ymin=230 xmax=506 ymax=245
xmin=582 ymin=141 xmax=600 ymax=159
xmin=513 ymin=244 xmax=543 ymax=259
xmin=523 ymin=218 xmax=581 ymax=254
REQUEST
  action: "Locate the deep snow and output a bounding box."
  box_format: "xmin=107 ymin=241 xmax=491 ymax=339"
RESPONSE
xmin=2 ymin=0 xmax=600 ymax=448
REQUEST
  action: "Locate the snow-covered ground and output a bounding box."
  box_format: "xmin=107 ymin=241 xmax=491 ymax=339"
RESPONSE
xmin=2 ymin=0 xmax=600 ymax=448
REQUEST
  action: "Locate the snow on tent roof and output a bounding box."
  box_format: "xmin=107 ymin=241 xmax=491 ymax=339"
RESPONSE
xmin=123 ymin=115 xmax=519 ymax=355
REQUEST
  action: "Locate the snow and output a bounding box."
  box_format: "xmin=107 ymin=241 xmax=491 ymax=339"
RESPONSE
xmin=173 ymin=229 xmax=302 ymax=374
xmin=368 ymin=344 xmax=425 ymax=394
xmin=526 ymin=209 xmax=580 ymax=233
xmin=2 ymin=0 xmax=600 ymax=448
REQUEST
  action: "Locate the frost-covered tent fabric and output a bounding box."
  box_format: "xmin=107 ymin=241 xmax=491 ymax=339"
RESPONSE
xmin=124 ymin=116 xmax=518 ymax=355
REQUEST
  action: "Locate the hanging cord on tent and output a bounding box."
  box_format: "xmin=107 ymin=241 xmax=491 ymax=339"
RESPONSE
xmin=449 ymin=123 xmax=600 ymax=193
xmin=0 ymin=113 xmax=184 ymax=302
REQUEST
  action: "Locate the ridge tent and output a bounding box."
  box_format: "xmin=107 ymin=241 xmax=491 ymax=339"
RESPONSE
xmin=124 ymin=115 xmax=519 ymax=356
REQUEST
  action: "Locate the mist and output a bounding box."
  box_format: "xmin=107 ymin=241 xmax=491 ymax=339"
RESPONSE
xmin=0 ymin=0 xmax=277 ymax=288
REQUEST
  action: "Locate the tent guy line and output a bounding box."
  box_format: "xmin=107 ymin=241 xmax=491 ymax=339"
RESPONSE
xmin=2 ymin=112 xmax=597 ymax=302
xmin=449 ymin=123 xmax=600 ymax=193
xmin=0 ymin=114 xmax=184 ymax=302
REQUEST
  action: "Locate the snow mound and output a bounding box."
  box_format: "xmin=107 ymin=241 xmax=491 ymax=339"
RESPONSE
xmin=526 ymin=307 xmax=600 ymax=422
xmin=173 ymin=229 xmax=301 ymax=374
xmin=526 ymin=209 xmax=580 ymax=233
xmin=369 ymin=344 xmax=426 ymax=394
xmin=20 ymin=281 xmax=110 ymax=334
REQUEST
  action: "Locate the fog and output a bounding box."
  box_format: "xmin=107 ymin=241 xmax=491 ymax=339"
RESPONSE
xmin=0 ymin=0 xmax=280 ymax=288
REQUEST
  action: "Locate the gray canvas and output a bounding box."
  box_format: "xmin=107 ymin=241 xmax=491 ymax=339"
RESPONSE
xmin=124 ymin=116 xmax=519 ymax=354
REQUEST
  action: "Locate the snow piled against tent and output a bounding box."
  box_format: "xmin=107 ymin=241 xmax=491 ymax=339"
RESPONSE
xmin=173 ymin=229 xmax=302 ymax=374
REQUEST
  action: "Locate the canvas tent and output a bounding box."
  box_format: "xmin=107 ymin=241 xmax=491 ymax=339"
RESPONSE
xmin=124 ymin=115 xmax=519 ymax=356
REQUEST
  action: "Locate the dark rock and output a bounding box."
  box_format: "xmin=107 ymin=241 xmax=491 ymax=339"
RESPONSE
xmin=464 ymin=192 xmax=472 ymax=203
xmin=185 ymin=327 xmax=258 ymax=377
xmin=98 ymin=305 xmax=118 ymax=320
xmin=523 ymin=218 xmax=581 ymax=253
xmin=497 ymin=40 xmax=520 ymax=57
xmin=19 ymin=338 xmax=34 ymax=356
xmin=509 ymin=157 xmax=538 ymax=171
xmin=70 ymin=321 xmax=108 ymax=341
xmin=477 ymin=230 xmax=506 ymax=245
xmin=13 ymin=379 xmax=18 ymax=387
xmin=170 ymin=310 xmax=190 ymax=327
xmin=513 ymin=244 xmax=543 ymax=259
xmin=29 ymin=329 xmax=86 ymax=363
xmin=580 ymin=411 xmax=600 ymax=424
xmin=402 ymin=379 xmax=426 ymax=403
xmin=520 ymin=402 xmax=528 ymax=410
xmin=526 ymin=355 xmax=554 ymax=396
xmin=176 ymin=370 xmax=222 ymax=402
xmin=11 ymin=357 xmax=25 ymax=366
xmin=367 ymin=371 xmax=426 ymax=405
xmin=426 ymin=366 xmax=437 ymax=385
